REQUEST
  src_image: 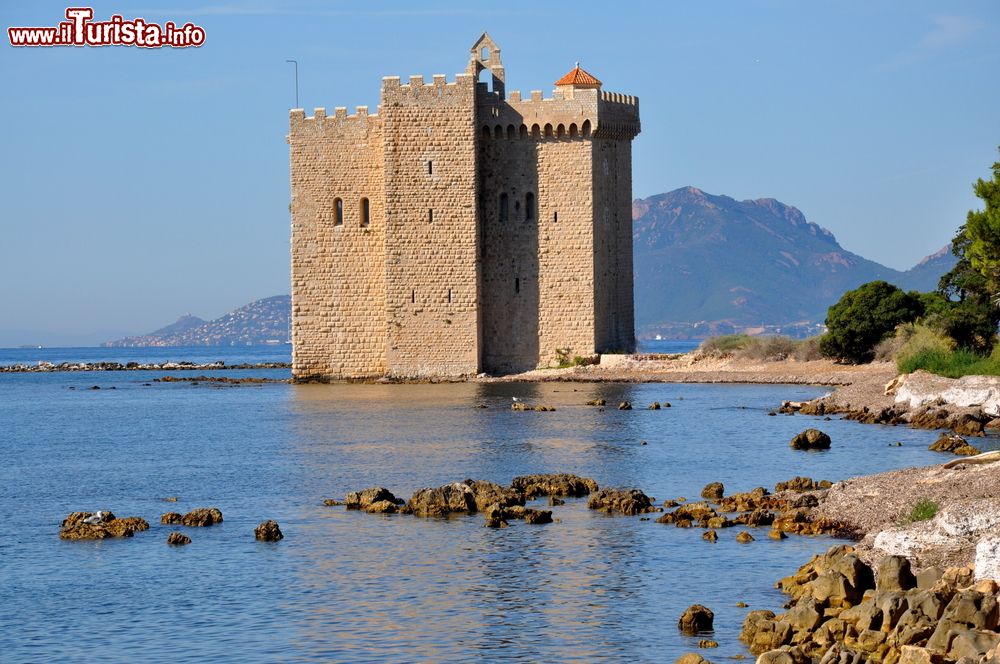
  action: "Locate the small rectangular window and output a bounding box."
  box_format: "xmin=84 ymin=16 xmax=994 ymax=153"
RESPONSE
xmin=515 ymin=277 xmax=520 ymax=294
xmin=334 ymin=198 xmax=343 ymax=226
xmin=525 ymin=192 xmax=535 ymax=221
xmin=428 ymin=161 xmax=433 ymax=175
xmin=428 ymin=209 xmax=433 ymax=223
xmin=360 ymin=198 xmax=370 ymax=227
xmin=553 ymin=211 xmax=558 ymax=223
xmin=411 ymin=289 xmax=415 ymax=304
xmin=499 ymin=193 xmax=508 ymax=223
xmin=447 ymin=288 xmax=452 ymax=303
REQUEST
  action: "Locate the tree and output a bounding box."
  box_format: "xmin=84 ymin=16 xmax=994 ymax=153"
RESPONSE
xmin=962 ymin=149 xmax=1000 ymax=297
xmin=936 ymin=149 xmax=1000 ymax=352
xmin=820 ymin=280 xmax=924 ymax=363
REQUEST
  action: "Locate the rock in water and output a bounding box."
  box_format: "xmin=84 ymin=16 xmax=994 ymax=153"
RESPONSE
xmin=736 ymin=531 xmax=755 ymax=543
xmin=523 ymin=509 xmax=553 ymax=524
xmin=701 ymin=482 xmax=725 ymax=501
xmin=181 ymin=507 xmax=224 ymax=527
xmin=255 ymin=520 xmax=283 ymax=541
xmin=407 ymin=482 xmax=477 ymax=517
xmin=167 ymin=531 xmax=191 ymax=546
xmin=678 ymin=604 xmax=715 ymax=633
xmin=510 ymin=473 xmax=599 ymax=499
xmin=618 ymin=401 xmax=632 ymax=410
xmin=587 ymin=487 xmax=656 ymax=515
xmin=161 ymin=512 xmax=184 ymax=525
xmin=790 ymin=429 xmax=832 ymax=450
xmin=59 ymin=511 xmax=148 ymax=540
xmin=344 ymin=486 xmax=404 ymax=513
xmin=929 ymin=433 xmax=982 ymax=456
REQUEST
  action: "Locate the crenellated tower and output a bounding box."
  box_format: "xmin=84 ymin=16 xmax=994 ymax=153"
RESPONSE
xmin=288 ymin=33 xmax=640 ymax=380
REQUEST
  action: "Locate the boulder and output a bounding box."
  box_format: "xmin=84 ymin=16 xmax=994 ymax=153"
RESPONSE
xmin=703 ymin=530 xmax=718 ymax=542
xmin=523 ymin=508 xmax=553 ymax=525
xmin=618 ymin=401 xmax=632 ymax=410
xmin=678 ymin=604 xmax=714 ymax=633
xmin=483 ymin=503 xmax=509 ymax=528
xmin=461 ymin=479 xmax=524 ymax=511
xmin=345 ymin=486 xmax=404 ymax=511
xmin=877 ymin=555 xmax=917 ymax=592
xmin=167 ymin=531 xmax=191 ymax=546
xmin=254 ymin=520 xmax=283 ymax=541
xmin=648 ymin=402 xmax=661 ymax=410
xmin=181 ymin=507 xmax=223 ymax=527
xmin=736 ymin=531 xmax=755 ymax=543
xmin=586 ymin=398 xmax=606 ymax=406
xmin=587 ymin=487 xmax=656 ymax=515
xmin=674 ymin=654 xmax=711 ymax=664
xmin=929 ymin=434 xmax=982 ymax=456
xmin=161 ymin=512 xmax=184 ymax=524
xmin=510 ymin=473 xmax=598 ymax=499
xmin=408 ymin=482 xmax=477 ymax=517
xmin=790 ymin=429 xmax=832 ymax=450
xmin=59 ymin=511 xmax=148 ymax=540
xmin=976 ymin=538 xmax=1000 ymax=582
xmin=701 ymin=482 xmax=725 ymax=501
xmin=697 ymin=639 xmax=718 ymax=648
xmin=775 ymin=476 xmax=832 ymax=492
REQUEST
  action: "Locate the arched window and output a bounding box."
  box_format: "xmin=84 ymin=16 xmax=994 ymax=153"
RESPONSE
xmin=519 ymin=124 xmax=528 ymax=139
xmin=557 ymin=124 xmax=565 ymax=138
xmin=525 ymin=192 xmax=535 ymax=221
xmin=360 ymin=197 xmax=370 ymax=227
xmin=569 ymin=123 xmax=578 ymax=138
xmin=544 ymin=123 xmax=553 ymax=138
xmin=582 ymin=119 xmax=592 ymax=137
xmin=482 ymin=125 xmax=491 ymax=140
xmin=499 ymin=193 xmax=508 ymax=223
xmin=334 ymin=198 xmax=343 ymax=226
xmin=494 ymin=125 xmax=503 ymax=139
xmin=481 ymin=46 xmax=489 ymax=60
xmin=531 ymin=124 xmax=540 ymax=139
xmin=506 ymin=124 xmax=515 ymax=139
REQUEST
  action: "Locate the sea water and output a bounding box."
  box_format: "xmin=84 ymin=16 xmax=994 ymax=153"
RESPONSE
xmin=0 ymin=347 xmax=981 ymax=662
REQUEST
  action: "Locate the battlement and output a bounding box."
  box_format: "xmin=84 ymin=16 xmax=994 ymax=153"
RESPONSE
xmin=381 ymin=73 xmax=476 ymax=104
xmin=600 ymin=90 xmax=638 ymax=106
xmin=289 ymin=105 xmax=381 ymax=127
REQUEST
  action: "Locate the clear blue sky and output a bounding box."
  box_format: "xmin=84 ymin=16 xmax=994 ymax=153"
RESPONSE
xmin=1 ymin=1 xmax=998 ymax=345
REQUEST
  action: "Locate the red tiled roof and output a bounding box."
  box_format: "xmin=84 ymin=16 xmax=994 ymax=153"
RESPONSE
xmin=555 ymin=65 xmax=601 ymax=87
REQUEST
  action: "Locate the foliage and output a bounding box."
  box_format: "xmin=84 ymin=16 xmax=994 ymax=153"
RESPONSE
xmin=554 ymin=348 xmax=596 ymax=368
xmin=887 ymin=323 xmax=955 ymax=365
xmin=698 ymin=334 xmax=823 ymax=362
xmin=905 ymin=499 xmax=939 ymax=523
xmin=897 ymin=346 xmax=1000 ymax=378
xmin=960 ymin=150 xmax=1000 ymax=297
xmin=819 ymin=281 xmax=924 ymax=363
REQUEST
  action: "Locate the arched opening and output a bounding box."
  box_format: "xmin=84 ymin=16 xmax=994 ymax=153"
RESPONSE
xmin=519 ymin=124 xmax=528 ymax=139
xmin=499 ymin=193 xmax=508 ymax=223
xmin=482 ymin=125 xmax=491 ymax=139
xmin=525 ymin=192 xmax=535 ymax=221
xmin=334 ymin=198 xmax=343 ymax=226
xmin=569 ymin=123 xmax=578 ymax=138
xmin=544 ymin=123 xmax=553 ymax=138
xmin=557 ymin=124 xmax=565 ymax=138
xmin=531 ymin=124 xmax=540 ymax=139
xmin=506 ymin=124 xmax=515 ymax=139
xmin=477 ymin=67 xmax=490 ymax=91
xmin=481 ymin=46 xmax=489 ymax=60
xmin=360 ymin=197 xmax=370 ymax=227
xmin=494 ymin=125 xmax=503 ymax=139
xmin=582 ymin=119 xmax=592 ymax=137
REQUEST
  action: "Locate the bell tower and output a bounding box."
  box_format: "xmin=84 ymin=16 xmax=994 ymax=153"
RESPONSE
xmin=467 ymin=32 xmax=505 ymax=99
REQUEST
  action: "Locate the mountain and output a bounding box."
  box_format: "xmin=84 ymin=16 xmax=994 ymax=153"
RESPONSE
xmin=632 ymin=187 xmax=956 ymax=338
xmin=103 ymin=296 xmax=290 ymax=347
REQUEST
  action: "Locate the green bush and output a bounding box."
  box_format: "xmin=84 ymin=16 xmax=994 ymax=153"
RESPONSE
xmin=820 ymin=281 xmax=924 ymax=363
xmin=699 ymin=335 xmax=755 ymax=355
xmin=897 ymin=346 xmax=1000 ymax=378
xmin=905 ymin=499 xmax=939 ymax=523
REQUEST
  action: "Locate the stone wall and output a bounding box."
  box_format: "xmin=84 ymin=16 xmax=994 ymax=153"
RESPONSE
xmin=381 ymin=75 xmax=481 ymax=377
xmin=289 ymin=107 xmax=386 ymax=379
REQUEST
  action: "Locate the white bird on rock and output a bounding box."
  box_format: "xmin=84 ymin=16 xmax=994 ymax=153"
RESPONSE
xmin=512 ymin=396 xmax=521 ymax=403
xmin=83 ymin=511 xmax=105 ymax=525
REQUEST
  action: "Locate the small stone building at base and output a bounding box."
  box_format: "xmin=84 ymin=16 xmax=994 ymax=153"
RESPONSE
xmin=289 ymin=34 xmax=640 ymax=380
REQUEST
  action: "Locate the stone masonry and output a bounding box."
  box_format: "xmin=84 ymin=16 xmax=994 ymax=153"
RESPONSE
xmin=289 ymin=33 xmax=640 ymax=379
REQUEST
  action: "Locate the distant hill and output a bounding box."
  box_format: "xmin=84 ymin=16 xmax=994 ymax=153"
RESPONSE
xmin=103 ymin=296 xmax=290 ymax=347
xmin=103 ymin=188 xmax=957 ymax=345
xmin=632 ymin=187 xmax=956 ymax=338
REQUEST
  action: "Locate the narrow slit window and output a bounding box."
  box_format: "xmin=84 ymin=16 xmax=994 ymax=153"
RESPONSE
xmin=499 ymin=193 xmax=509 ymax=223
xmin=411 ymin=289 xmax=415 ymax=304
xmin=447 ymin=288 xmax=452 ymax=303
xmin=525 ymin=192 xmax=535 ymax=221
xmin=553 ymin=211 xmax=558 ymax=223
xmin=428 ymin=208 xmax=434 ymax=223
xmin=360 ymin=197 xmax=370 ymax=227
xmin=515 ymin=277 xmax=520 ymax=294
xmin=334 ymin=198 xmax=343 ymax=226
xmin=428 ymin=161 xmax=433 ymax=175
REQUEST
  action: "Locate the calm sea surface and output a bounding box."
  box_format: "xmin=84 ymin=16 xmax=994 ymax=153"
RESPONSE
xmin=0 ymin=346 xmax=982 ymax=662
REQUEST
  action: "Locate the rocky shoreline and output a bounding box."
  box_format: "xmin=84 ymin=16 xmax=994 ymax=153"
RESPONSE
xmin=0 ymin=360 xmax=290 ymax=373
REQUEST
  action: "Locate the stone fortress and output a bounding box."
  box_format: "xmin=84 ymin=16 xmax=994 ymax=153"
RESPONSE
xmin=288 ymin=33 xmax=640 ymax=379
